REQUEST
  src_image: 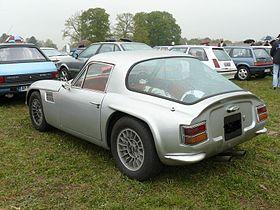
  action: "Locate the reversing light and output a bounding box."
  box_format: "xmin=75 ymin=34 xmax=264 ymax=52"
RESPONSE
xmin=182 ymin=122 xmax=208 ymax=145
xmin=256 ymin=105 xmax=268 ymax=122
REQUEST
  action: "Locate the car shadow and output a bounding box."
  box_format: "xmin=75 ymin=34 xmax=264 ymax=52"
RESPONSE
xmin=0 ymin=95 xmax=26 ymax=106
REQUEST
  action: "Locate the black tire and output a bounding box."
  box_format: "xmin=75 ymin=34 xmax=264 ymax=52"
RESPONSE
xmin=111 ymin=116 xmax=163 ymax=181
xmin=237 ymin=66 xmax=251 ymax=80
xmin=59 ymin=67 xmax=71 ymax=81
xmin=29 ymin=91 xmax=49 ymax=132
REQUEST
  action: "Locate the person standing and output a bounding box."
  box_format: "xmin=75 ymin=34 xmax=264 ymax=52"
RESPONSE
xmin=270 ymin=34 xmax=280 ymax=89
xmin=218 ymin=39 xmax=227 ymax=47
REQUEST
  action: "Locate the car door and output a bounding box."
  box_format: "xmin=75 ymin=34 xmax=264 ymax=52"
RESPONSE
xmin=59 ymin=62 xmax=113 ymax=141
xmin=68 ymin=44 xmax=101 ymax=76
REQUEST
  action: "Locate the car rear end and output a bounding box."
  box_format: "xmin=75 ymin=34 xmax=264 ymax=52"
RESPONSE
xmin=251 ymin=47 xmax=273 ymax=76
xmin=0 ymin=44 xmax=57 ymax=97
xmin=209 ymin=47 xmax=237 ymax=79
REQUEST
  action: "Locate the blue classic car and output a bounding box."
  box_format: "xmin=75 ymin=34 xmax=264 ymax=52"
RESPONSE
xmin=0 ymin=43 xmax=57 ymax=97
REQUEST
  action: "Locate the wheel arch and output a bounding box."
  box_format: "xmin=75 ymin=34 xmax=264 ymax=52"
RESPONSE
xmin=26 ymin=89 xmax=41 ymax=106
xmin=237 ymin=63 xmax=250 ymax=69
xmin=105 ymin=110 xmax=158 ymax=151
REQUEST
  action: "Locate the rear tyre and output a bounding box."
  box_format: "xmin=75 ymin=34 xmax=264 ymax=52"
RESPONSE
xmin=59 ymin=67 xmax=71 ymax=81
xmin=111 ymin=116 xmax=163 ymax=181
xmin=237 ymin=66 xmax=251 ymax=80
xmin=29 ymin=91 xmax=49 ymax=132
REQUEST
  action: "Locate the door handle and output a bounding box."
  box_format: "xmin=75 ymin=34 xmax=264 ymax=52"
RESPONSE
xmin=89 ymin=102 xmax=100 ymax=109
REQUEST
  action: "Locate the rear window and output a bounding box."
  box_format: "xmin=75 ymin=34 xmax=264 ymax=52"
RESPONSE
xmin=0 ymin=47 xmax=46 ymax=63
xmin=231 ymin=48 xmax=252 ymax=58
xmin=253 ymin=48 xmax=271 ymax=59
xmin=212 ymin=48 xmax=231 ymax=61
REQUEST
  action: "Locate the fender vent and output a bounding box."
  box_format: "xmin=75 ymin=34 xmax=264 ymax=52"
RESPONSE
xmin=46 ymin=92 xmax=54 ymax=103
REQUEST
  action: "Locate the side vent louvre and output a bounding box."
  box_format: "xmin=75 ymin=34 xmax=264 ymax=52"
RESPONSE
xmin=46 ymin=92 xmax=54 ymax=103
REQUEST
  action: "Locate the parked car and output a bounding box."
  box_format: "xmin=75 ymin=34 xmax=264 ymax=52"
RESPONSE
xmin=153 ymin=46 xmax=173 ymax=51
xmin=170 ymin=45 xmax=237 ymax=79
xmin=70 ymin=47 xmax=85 ymax=57
xmin=57 ymin=41 xmax=152 ymax=80
xmin=224 ymin=46 xmax=273 ymax=80
xmin=41 ymin=47 xmax=69 ymax=63
xmin=27 ymin=51 xmax=267 ymax=181
xmin=0 ymin=43 xmax=57 ymax=98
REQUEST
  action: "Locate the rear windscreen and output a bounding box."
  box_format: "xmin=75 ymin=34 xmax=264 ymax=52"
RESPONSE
xmin=212 ymin=48 xmax=231 ymax=61
xmin=0 ymin=47 xmax=46 ymax=63
xmin=253 ymin=48 xmax=271 ymax=59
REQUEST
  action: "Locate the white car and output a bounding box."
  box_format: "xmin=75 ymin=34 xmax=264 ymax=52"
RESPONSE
xmin=41 ymin=47 xmax=70 ymax=63
xmin=171 ymin=45 xmax=237 ymax=79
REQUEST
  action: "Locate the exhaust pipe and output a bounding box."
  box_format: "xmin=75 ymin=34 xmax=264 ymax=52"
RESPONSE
xmin=218 ymin=149 xmax=246 ymax=157
xmin=214 ymin=155 xmax=233 ymax=162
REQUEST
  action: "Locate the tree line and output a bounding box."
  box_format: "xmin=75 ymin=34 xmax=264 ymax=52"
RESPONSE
xmin=63 ymin=8 xmax=182 ymax=47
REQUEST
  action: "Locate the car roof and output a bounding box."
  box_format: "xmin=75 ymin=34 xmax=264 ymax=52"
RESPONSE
xmin=224 ymin=46 xmax=253 ymax=49
xmin=171 ymin=45 xmax=223 ymax=49
xmin=41 ymin=47 xmax=56 ymax=50
xmin=0 ymin=43 xmax=36 ymax=48
xmin=92 ymin=41 xmax=149 ymax=45
xmin=88 ymin=50 xmax=194 ymax=66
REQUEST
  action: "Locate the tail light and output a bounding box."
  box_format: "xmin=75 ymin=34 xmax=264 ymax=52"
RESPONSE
xmin=256 ymin=105 xmax=268 ymax=122
xmin=51 ymin=71 xmax=58 ymax=79
xmin=181 ymin=122 xmax=208 ymax=145
xmin=213 ymin=59 xmax=220 ymax=68
xmin=254 ymin=61 xmax=273 ymax=66
xmin=0 ymin=76 xmax=5 ymax=84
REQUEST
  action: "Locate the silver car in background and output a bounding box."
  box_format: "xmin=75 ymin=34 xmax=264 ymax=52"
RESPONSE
xmin=27 ymin=51 xmax=267 ymax=181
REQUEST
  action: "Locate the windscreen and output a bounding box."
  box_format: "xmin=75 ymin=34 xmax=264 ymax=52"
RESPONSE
xmin=127 ymin=57 xmax=242 ymax=104
xmin=212 ymin=48 xmax=232 ymax=61
xmin=0 ymin=47 xmax=46 ymax=63
xmin=42 ymin=49 xmax=64 ymax=57
xmin=121 ymin=43 xmax=152 ymax=51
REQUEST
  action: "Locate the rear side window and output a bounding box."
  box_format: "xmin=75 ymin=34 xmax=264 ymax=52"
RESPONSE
xmin=212 ymin=48 xmax=231 ymax=61
xmin=98 ymin=44 xmax=115 ymax=54
xmin=231 ymin=48 xmax=252 ymax=58
xmin=0 ymin=47 xmax=46 ymax=63
xmin=253 ymin=48 xmax=271 ymax=59
xmin=188 ymin=48 xmax=208 ymax=61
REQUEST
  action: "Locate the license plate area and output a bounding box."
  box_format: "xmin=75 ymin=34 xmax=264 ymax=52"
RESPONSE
xmin=224 ymin=113 xmax=242 ymax=141
xmin=264 ymin=69 xmax=271 ymax=73
xmin=224 ymin=62 xmax=231 ymax=67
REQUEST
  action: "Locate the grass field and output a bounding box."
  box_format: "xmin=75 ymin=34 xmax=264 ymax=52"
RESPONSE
xmin=0 ymin=77 xmax=279 ymax=209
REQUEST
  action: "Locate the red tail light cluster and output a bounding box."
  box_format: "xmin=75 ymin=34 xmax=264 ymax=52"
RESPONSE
xmin=182 ymin=122 xmax=208 ymax=145
xmin=51 ymin=71 xmax=58 ymax=79
xmin=254 ymin=61 xmax=273 ymax=66
xmin=213 ymin=59 xmax=220 ymax=68
xmin=0 ymin=76 xmax=5 ymax=84
xmin=256 ymin=105 xmax=268 ymax=122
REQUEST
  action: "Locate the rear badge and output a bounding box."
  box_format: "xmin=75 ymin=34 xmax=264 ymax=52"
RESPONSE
xmin=227 ymin=105 xmax=240 ymax=113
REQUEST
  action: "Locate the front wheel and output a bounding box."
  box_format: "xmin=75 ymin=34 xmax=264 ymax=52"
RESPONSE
xmin=111 ymin=117 xmax=163 ymax=181
xmin=29 ymin=91 xmax=49 ymax=132
xmin=237 ymin=66 xmax=251 ymax=80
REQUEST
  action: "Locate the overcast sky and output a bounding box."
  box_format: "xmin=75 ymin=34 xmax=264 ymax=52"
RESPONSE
xmin=0 ymin=0 xmax=279 ymax=48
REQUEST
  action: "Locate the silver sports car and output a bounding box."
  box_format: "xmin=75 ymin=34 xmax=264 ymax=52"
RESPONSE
xmin=27 ymin=51 xmax=267 ymax=181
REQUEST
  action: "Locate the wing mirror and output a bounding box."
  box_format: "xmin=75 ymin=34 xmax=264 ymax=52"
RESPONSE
xmin=73 ymin=52 xmax=79 ymax=59
xmin=62 ymin=81 xmax=71 ymax=90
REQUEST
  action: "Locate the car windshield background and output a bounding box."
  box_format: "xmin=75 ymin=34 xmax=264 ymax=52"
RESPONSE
xmin=121 ymin=43 xmax=152 ymax=51
xmin=188 ymin=48 xmax=208 ymax=61
xmin=127 ymin=57 xmax=242 ymax=104
xmin=253 ymin=48 xmax=271 ymax=59
xmin=77 ymin=63 xmax=113 ymax=92
xmin=212 ymin=48 xmax=231 ymax=61
xmin=231 ymin=48 xmax=252 ymax=58
xmin=43 ymin=49 xmax=63 ymax=57
xmin=79 ymin=45 xmax=100 ymax=58
xmin=171 ymin=48 xmax=188 ymax=53
xmin=0 ymin=47 xmax=46 ymax=63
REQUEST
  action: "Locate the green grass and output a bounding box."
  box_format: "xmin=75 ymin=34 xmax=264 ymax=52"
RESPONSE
xmin=0 ymin=77 xmax=279 ymax=209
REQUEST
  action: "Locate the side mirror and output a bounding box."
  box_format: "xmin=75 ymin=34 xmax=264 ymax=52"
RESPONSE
xmin=73 ymin=52 xmax=79 ymax=59
xmin=62 ymin=81 xmax=71 ymax=90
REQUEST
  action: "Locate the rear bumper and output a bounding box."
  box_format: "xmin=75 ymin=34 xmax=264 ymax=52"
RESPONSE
xmin=0 ymin=83 xmax=31 ymax=95
xmin=250 ymin=66 xmax=273 ymax=74
xmin=161 ymin=126 xmax=267 ymax=165
xmin=218 ymin=69 xmax=237 ymax=79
